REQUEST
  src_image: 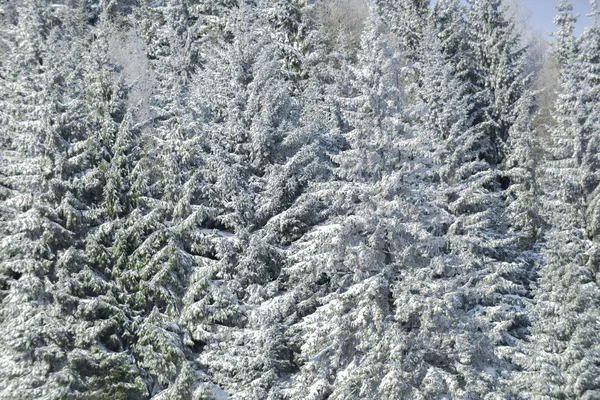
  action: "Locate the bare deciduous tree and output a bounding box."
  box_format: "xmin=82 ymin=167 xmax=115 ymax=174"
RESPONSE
xmin=310 ymin=0 xmax=369 ymax=49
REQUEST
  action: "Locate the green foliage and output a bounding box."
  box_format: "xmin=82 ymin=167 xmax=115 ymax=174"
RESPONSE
xmin=2 ymin=0 xmax=600 ymax=399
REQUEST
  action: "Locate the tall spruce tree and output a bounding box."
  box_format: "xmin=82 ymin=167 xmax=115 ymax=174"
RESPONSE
xmin=283 ymin=9 xmax=423 ymax=398
xmin=0 ymin=2 xmax=61 ymax=397
xmin=1 ymin=2 xmax=150 ymax=398
xmin=514 ymin=1 xmax=600 ymax=398
xmin=182 ymin=2 xmax=333 ymax=398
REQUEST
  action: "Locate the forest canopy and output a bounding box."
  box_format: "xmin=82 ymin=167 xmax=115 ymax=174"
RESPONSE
xmin=1 ymin=0 xmax=600 ymax=399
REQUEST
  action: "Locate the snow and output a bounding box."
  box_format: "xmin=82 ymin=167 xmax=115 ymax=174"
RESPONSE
xmin=211 ymin=385 xmax=231 ymax=400
xmin=3 ymin=0 xmax=599 ymax=398
xmin=107 ymin=28 xmax=156 ymax=124
xmin=199 ymin=228 xmax=234 ymax=237
xmin=312 ymin=223 xmax=342 ymax=234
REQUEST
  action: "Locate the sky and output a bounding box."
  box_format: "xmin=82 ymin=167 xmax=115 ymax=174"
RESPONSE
xmin=523 ymin=0 xmax=596 ymax=38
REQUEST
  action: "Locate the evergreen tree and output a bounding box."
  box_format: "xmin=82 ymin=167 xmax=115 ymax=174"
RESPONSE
xmin=1 ymin=2 xmax=149 ymax=398
xmin=373 ymin=0 xmax=429 ymax=62
xmin=467 ymin=0 xmax=528 ymax=151
xmin=409 ymin=2 xmax=537 ymax=395
xmin=431 ymin=0 xmax=469 ymax=65
xmin=284 ymin=10 xmax=416 ymax=398
xmin=578 ymin=1 xmax=600 ymax=243
xmin=514 ymin=2 xmax=600 ymax=397
xmin=184 ymin=3 xmax=333 ymax=397
xmin=0 ymin=2 xmax=62 ymax=397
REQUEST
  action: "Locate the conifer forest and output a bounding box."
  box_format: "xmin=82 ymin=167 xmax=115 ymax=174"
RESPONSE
xmin=2 ymin=0 xmax=600 ymax=398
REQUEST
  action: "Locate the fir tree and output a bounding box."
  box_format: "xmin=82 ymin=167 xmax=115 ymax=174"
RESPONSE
xmin=184 ymin=3 xmax=333 ymax=397
xmin=514 ymin=2 xmax=600 ymax=397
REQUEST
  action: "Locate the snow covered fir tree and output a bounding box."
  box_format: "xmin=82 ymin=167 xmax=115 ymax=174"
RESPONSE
xmin=1 ymin=0 xmax=600 ymax=398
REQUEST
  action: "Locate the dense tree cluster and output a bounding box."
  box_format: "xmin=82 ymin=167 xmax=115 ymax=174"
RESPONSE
xmin=1 ymin=0 xmax=599 ymax=398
